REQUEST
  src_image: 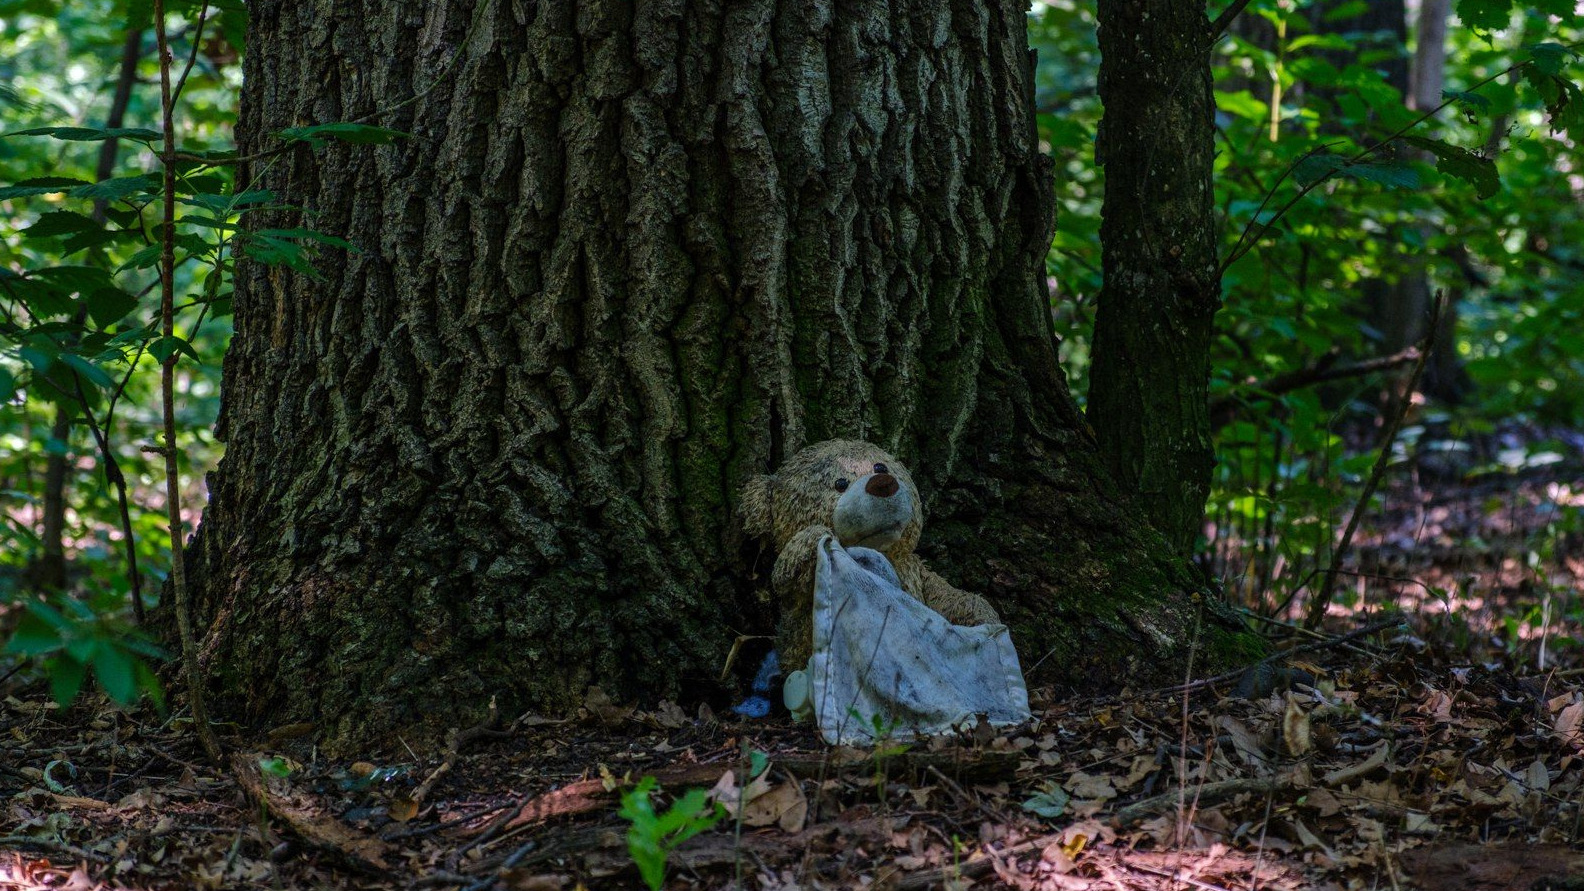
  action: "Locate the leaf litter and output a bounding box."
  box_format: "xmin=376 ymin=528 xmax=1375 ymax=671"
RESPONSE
xmin=4 ymin=468 xmax=1584 ymax=888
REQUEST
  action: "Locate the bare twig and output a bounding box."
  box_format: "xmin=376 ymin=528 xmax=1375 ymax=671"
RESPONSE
xmin=169 ymin=1 xmax=210 ymax=110
xmin=408 ymin=700 xmax=500 ymax=808
xmin=154 ymin=0 xmax=221 ymax=764
xmin=1114 ymin=777 xmax=1289 ymax=829
xmin=894 ymin=831 xmax=1066 ymax=890
xmin=1211 ymin=0 xmax=1258 ymax=38
xmin=72 ymin=375 xmax=144 ymax=623
xmin=1305 ymin=293 xmax=1443 ymax=629
xmin=1211 ymin=346 xmax=1422 ymax=429
xmin=1164 ymin=615 xmax=1406 ymax=696
xmin=0 ymin=834 xmax=110 ymax=862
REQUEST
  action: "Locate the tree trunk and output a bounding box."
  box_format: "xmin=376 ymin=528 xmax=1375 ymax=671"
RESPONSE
xmin=187 ymin=0 xmax=1258 ymax=752
xmin=1086 ymin=0 xmax=1221 ymax=555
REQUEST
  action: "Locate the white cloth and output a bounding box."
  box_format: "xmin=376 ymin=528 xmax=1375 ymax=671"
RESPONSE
xmin=807 ymin=535 xmax=1031 ymax=745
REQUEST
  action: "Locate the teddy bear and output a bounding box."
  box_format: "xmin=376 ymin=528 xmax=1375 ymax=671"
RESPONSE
xmin=739 ymin=439 xmax=1003 ymax=675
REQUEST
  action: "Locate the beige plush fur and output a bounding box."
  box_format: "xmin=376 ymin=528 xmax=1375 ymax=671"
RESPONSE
xmin=741 ymin=440 xmax=1001 ymax=671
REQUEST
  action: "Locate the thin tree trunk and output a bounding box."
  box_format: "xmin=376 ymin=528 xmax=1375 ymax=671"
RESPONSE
xmin=1086 ymin=0 xmax=1222 ymax=555
xmin=1408 ymin=0 xmax=1469 ymax=402
xmin=29 ymin=28 xmax=145 ymax=593
xmin=187 ymin=0 xmax=1258 ymax=752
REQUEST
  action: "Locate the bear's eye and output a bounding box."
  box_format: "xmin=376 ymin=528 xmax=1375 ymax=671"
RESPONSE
xmin=873 ymin=463 xmax=889 ymax=474
xmin=834 ymin=478 xmax=850 ymax=492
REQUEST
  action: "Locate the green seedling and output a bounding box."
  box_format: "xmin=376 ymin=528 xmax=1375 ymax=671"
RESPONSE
xmin=617 ymin=775 xmax=725 ymax=891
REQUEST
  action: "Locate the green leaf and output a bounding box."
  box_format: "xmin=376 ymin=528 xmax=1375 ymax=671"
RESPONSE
xmin=1293 ymin=153 xmax=1347 ymax=187
xmin=61 ymin=228 xmax=124 ymax=256
xmin=58 ymin=354 xmax=114 ymax=389
xmin=48 ymin=656 xmax=88 ymax=707
xmin=5 ymin=125 xmax=163 ymax=142
xmin=1321 ymin=0 xmax=1370 ymax=20
xmin=278 ymin=123 xmax=409 ymax=147
xmin=259 ymin=756 xmax=295 ymax=778
xmin=256 ymin=227 xmax=359 ymax=251
xmin=1442 ymin=89 xmax=1492 ymax=111
xmin=73 ymin=174 xmax=160 ymax=202
xmin=5 ymin=611 xmax=63 ymax=656
xmin=85 ymin=288 xmax=140 ymax=328
xmin=0 ymin=177 xmax=92 ymax=200
xmin=1021 ymin=782 xmax=1071 ymax=819
xmin=136 ymin=661 xmax=166 ymax=714
xmin=1457 ymin=0 xmax=1513 ymax=31
xmin=35 ymin=265 xmax=114 ymax=294
xmin=24 ymin=210 xmax=101 ymax=240
xmin=1216 ymin=90 xmax=1269 ymax=122
xmin=241 ymin=234 xmax=321 ymax=279
xmin=0 ymin=365 xmax=15 ymax=399
xmin=1402 ymin=136 xmax=1501 ymax=199
xmin=178 ymin=188 xmax=276 ymax=214
xmin=1529 ymin=42 xmax=1572 ymax=76
xmin=93 ymin=646 xmax=138 ymax=706
xmin=1340 ymin=160 xmax=1420 ymax=190
xmin=117 ymin=244 xmax=163 ymax=273
xmin=148 ymin=335 xmax=201 ymax=366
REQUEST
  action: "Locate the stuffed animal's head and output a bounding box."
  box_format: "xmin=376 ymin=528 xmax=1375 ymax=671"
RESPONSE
xmin=740 ymin=440 xmax=924 ymax=557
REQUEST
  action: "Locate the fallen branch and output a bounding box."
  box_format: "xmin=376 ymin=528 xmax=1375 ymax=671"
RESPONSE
xmin=1111 ymin=777 xmax=1287 ymax=829
xmin=231 ymin=753 xmax=391 ymax=873
xmin=1211 ymin=346 xmax=1422 ymax=429
xmin=0 ymin=834 xmax=109 ymax=863
xmin=404 ymin=700 xmax=502 ymax=814
xmin=895 ymin=832 xmax=1066 ymax=890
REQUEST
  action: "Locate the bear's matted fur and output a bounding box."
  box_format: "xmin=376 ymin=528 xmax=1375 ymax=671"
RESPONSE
xmin=740 ymin=440 xmax=1001 ymax=671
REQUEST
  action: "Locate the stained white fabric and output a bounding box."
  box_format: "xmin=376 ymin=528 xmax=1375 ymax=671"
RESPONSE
xmin=806 ymin=535 xmax=1032 ymax=745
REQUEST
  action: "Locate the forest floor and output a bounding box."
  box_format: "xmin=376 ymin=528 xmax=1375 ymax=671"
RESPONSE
xmin=5 ymin=458 xmax=1584 ymax=890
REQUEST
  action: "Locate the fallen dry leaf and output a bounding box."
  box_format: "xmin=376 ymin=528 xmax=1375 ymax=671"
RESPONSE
xmin=388 ymin=796 xmax=419 ymax=822
xmin=1282 ymin=694 xmax=1312 ymax=757
xmin=1063 ymin=771 xmax=1116 ymax=800
xmin=741 ymin=779 xmax=808 ymax=832
xmin=1554 ymin=702 xmax=1584 ymax=745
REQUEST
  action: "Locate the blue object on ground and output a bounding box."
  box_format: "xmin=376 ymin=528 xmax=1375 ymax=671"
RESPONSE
xmin=732 ymin=650 xmax=782 ymax=717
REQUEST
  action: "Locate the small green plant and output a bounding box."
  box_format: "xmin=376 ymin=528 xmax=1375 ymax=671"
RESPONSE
xmin=4 ymin=595 xmax=165 ymax=708
xmin=848 ymin=708 xmax=912 ymax=803
xmin=617 ymin=775 xmax=725 ymax=891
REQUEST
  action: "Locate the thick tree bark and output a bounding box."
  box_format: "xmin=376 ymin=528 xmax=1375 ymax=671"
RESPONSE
xmin=1087 ymin=0 xmax=1221 ymax=555
xmin=186 ymin=0 xmax=1258 ymax=752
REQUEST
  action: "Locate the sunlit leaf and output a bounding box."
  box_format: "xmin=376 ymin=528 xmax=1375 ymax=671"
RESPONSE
xmin=0 ymin=177 xmax=91 ymax=199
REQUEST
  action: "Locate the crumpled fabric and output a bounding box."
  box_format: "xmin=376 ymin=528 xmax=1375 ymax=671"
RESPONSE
xmin=807 ymin=535 xmax=1031 ymax=745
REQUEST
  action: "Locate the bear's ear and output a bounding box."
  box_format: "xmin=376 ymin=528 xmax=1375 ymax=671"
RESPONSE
xmin=739 ymin=474 xmax=777 ymax=538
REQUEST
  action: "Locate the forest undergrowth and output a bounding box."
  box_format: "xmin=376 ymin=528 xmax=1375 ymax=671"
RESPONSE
xmin=3 ymin=428 xmax=1583 ymax=891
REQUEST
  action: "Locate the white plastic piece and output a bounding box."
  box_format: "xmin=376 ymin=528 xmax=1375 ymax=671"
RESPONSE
xmin=782 ymin=669 xmax=813 ymax=722
xmin=802 ymin=535 xmax=1031 ymax=745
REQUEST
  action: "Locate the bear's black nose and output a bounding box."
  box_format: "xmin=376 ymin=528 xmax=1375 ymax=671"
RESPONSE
xmin=865 ymin=473 xmax=899 ymax=497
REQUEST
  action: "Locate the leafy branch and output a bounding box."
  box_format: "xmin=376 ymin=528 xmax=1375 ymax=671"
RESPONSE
xmin=1220 ymin=42 xmax=1581 ymax=273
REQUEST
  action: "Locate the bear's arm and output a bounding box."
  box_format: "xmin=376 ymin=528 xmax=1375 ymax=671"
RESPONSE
xmin=897 ymin=554 xmax=1002 ymax=627
xmin=771 ymin=523 xmax=834 ymax=672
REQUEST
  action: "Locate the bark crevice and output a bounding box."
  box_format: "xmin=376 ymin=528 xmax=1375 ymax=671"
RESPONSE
xmin=187 ymin=0 xmax=1255 ymax=752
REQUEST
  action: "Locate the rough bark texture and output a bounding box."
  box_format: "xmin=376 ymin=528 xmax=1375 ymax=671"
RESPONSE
xmin=187 ymin=0 xmax=1258 ymax=752
xmin=1087 ymin=0 xmax=1220 ymax=555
